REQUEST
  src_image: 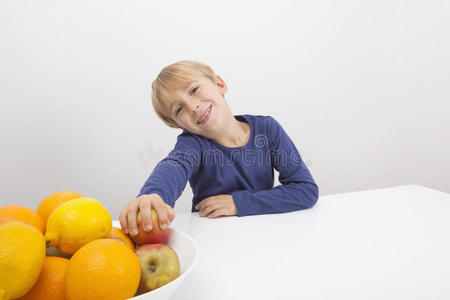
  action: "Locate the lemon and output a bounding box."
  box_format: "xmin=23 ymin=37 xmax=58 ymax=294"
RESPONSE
xmin=45 ymin=197 xmax=112 ymax=255
xmin=0 ymin=221 xmax=46 ymax=299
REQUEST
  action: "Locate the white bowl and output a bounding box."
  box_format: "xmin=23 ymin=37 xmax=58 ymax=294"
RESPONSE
xmin=112 ymin=220 xmax=199 ymax=300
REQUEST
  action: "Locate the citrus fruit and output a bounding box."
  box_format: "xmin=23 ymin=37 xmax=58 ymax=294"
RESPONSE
xmin=37 ymin=191 xmax=83 ymax=232
xmin=64 ymin=239 xmax=141 ymax=300
xmin=18 ymin=256 xmax=69 ymax=300
xmin=0 ymin=205 xmax=45 ymax=234
xmin=44 ymin=197 xmax=112 ymax=254
xmin=108 ymin=227 xmax=135 ymax=251
xmin=0 ymin=221 xmax=46 ymax=299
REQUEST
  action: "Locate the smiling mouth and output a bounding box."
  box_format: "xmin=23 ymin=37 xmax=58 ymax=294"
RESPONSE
xmin=197 ymin=105 xmax=212 ymax=124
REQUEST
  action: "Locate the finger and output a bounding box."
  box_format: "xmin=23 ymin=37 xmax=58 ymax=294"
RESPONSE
xmin=153 ymin=202 xmax=170 ymax=231
xmin=196 ymin=196 xmax=214 ymax=211
xmin=200 ymin=202 xmax=222 ymax=218
xmin=195 ymin=200 xmax=204 ymax=211
xmin=208 ymin=208 xmax=227 ymax=219
xmin=126 ymin=201 xmax=140 ymax=236
xmin=167 ymin=206 xmax=176 ymax=223
xmin=119 ymin=209 xmax=129 ymax=234
xmin=139 ymin=198 xmax=152 ymax=232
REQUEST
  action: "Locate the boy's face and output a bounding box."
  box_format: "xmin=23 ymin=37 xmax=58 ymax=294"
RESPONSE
xmin=167 ymin=74 xmax=229 ymax=138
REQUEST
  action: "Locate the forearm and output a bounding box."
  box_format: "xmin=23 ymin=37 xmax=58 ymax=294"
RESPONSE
xmin=137 ymin=156 xmax=194 ymax=207
xmin=231 ymin=180 xmax=319 ymax=216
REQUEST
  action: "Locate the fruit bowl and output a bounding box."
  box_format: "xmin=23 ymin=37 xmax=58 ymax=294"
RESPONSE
xmin=112 ymin=221 xmax=199 ymax=300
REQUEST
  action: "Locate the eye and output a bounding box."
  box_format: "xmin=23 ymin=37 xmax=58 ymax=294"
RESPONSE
xmin=191 ymin=86 xmax=199 ymax=95
xmin=175 ymin=86 xmax=198 ymax=116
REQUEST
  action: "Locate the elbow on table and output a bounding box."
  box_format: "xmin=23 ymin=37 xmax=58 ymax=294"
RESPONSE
xmin=308 ymin=182 xmax=319 ymax=208
xmin=297 ymin=181 xmax=319 ymax=210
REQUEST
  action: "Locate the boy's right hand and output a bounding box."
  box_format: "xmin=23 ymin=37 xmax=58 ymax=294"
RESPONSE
xmin=119 ymin=193 xmax=175 ymax=236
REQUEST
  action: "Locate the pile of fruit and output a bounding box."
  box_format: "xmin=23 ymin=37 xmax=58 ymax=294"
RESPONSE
xmin=0 ymin=191 xmax=180 ymax=300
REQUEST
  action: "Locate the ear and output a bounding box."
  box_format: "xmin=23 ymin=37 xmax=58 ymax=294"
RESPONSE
xmin=215 ymin=75 xmax=227 ymax=96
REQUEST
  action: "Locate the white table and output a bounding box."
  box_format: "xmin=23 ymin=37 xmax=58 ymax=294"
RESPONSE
xmin=169 ymin=185 xmax=450 ymax=300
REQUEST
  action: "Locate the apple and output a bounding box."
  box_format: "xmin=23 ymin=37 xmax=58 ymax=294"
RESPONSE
xmin=131 ymin=209 xmax=170 ymax=246
xmin=135 ymin=243 xmax=180 ymax=294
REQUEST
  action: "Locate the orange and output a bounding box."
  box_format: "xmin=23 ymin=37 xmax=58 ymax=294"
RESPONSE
xmin=108 ymin=227 xmax=135 ymax=251
xmin=0 ymin=205 xmax=44 ymax=234
xmin=64 ymin=239 xmax=141 ymax=300
xmin=36 ymin=191 xmax=83 ymax=231
xmin=18 ymin=256 xmax=69 ymax=300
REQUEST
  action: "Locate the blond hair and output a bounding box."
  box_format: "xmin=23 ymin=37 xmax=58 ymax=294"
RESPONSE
xmin=151 ymin=60 xmax=217 ymax=128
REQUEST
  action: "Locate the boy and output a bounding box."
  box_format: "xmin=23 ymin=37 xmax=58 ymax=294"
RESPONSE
xmin=119 ymin=60 xmax=319 ymax=236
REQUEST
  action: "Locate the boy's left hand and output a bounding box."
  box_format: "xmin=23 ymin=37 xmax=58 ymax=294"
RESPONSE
xmin=195 ymin=194 xmax=237 ymax=218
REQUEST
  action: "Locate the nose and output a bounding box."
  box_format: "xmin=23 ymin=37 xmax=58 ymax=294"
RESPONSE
xmin=186 ymin=102 xmax=200 ymax=113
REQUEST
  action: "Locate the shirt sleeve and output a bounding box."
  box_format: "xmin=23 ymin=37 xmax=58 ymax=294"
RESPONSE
xmin=137 ymin=133 xmax=201 ymax=208
xmin=231 ymin=117 xmax=319 ymax=216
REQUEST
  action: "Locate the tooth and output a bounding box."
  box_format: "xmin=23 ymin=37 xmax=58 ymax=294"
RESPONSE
xmin=199 ymin=107 xmax=210 ymax=123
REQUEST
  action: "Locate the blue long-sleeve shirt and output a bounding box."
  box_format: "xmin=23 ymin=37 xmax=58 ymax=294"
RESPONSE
xmin=138 ymin=114 xmax=319 ymax=216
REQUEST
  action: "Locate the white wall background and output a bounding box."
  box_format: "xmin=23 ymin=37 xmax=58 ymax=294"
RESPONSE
xmin=1 ymin=0 xmax=449 ymax=219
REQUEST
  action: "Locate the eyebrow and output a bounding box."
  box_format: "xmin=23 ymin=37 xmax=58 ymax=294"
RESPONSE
xmin=183 ymin=80 xmax=197 ymax=90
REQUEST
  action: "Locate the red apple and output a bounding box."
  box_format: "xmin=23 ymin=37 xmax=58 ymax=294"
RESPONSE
xmin=135 ymin=243 xmax=180 ymax=294
xmin=132 ymin=209 xmax=170 ymax=246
